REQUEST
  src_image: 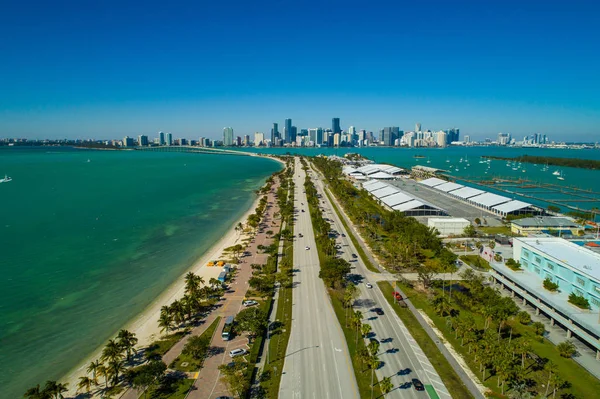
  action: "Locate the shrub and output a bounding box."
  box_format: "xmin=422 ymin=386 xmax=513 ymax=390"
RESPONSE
xmin=557 ymin=340 xmax=577 ymax=358
xmin=517 ymin=311 xmax=531 ymax=325
xmin=532 ymin=321 xmax=545 ymax=336
xmin=543 ymin=278 xmax=559 ymax=292
xmin=568 ymin=293 xmax=590 ymax=309
xmin=505 ymin=258 xmax=522 ymax=271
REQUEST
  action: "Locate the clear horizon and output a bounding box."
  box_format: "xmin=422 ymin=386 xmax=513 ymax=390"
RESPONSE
xmin=1 ymin=1 xmax=599 ymax=141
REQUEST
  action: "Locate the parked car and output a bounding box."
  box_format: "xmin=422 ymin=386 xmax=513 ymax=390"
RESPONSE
xmin=352 ymin=253 xmax=358 ymax=258
xmin=299 ymin=233 xmax=303 ymax=237
xmin=243 ymin=300 xmax=258 ymax=307
xmin=229 ymin=348 xmax=247 ymax=358
xmin=305 ymin=246 xmax=310 ymax=250
xmin=373 ymin=308 xmax=384 ymax=315
xmin=365 ymin=282 xmax=373 ymax=289
xmin=412 ymin=378 xmax=424 ymax=391
xmin=341 ymin=233 xmax=346 ymax=237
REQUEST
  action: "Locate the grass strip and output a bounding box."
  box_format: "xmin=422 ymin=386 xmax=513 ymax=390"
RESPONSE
xmin=170 ymin=316 xmax=221 ymax=372
xmin=145 ymin=330 xmax=189 ymax=360
xmin=459 ymin=255 xmax=491 ymax=270
xmin=377 ymin=281 xmax=475 ymax=399
xmin=323 ymin=188 xmax=380 ymax=273
xmin=140 ymin=378 xmax=195 ymax=399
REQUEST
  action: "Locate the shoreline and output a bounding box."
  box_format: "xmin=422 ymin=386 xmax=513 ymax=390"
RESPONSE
xmin=60 ymin=160 xmax=284 ymax=396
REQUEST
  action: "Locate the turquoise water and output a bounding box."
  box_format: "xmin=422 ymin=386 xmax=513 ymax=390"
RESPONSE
xmin=238 ymin=147 xmax=600 ymax=212
xmin=0 ymin=147 xmax=281 ymax=397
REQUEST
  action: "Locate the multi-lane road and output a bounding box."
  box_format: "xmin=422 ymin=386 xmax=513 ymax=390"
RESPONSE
xmin=279 ymin=158 xmax=359 ymax=398
xmin=308 ymin=162 xmax=452 ymax=399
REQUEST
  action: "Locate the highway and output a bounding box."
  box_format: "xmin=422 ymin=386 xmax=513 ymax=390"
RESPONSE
xmin=308 ymin=163 xmax=452 ymax=399
xmin=279 ymin=158 xmax=359 ymax=399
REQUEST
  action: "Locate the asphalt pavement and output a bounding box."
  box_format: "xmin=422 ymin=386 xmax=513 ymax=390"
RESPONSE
xmin=279 ymin=158 xmax=359 ymax=399
xmin=309 ymin=163 xmax=452 ymax=399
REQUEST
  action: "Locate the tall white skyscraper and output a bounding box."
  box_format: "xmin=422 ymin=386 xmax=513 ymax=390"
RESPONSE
xmin=436 ymin=131 xmax=447 ymax=147
xmin=416 ymin=122 xmax=421 ymax=132
xmin=254 ymin=132 xmax=264 ymax=146
xmin=223 ymin=127 xmax=234 ymax=146
xmin=166 ymin=133 xmax=173 ymax=146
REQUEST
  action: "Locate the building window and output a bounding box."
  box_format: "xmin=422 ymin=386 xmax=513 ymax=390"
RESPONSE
xmin=534 ymin=256 xmax=542 ymax=264
xmin=595 ymin=286 xmax=600 ymax=295
xmin=591 ymin=297 xmax=600 ymax=308
xmin=535 ymin=267 xmax=540 ymax=275
xmin=522 ymin=260 xmax=529 ymax=268
xmin=575 ymin=277 xmax=586 ymax=287
xmin=546 ymin=262 xmax=555 ymax=270
xmin=523 ymin=250 xmax=530 ymax=259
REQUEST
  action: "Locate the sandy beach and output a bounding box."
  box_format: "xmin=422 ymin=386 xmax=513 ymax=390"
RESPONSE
xmin=61 ymin=178 xmax=276 ymax=396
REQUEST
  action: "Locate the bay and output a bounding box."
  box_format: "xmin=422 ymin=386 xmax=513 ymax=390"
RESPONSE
xmin=0 ymin=147 xmax=281 ymax=397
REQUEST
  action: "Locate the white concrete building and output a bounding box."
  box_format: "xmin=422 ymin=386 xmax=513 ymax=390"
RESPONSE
xmin=428 ymin=218 xmax=470 ymax=236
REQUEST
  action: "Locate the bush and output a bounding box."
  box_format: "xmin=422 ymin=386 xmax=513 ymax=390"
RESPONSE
xmin=505 ymin=258 xmax=522 ymax=271
xmin=568 ymin=293 xmax=590 ymax=309
xmin=532 ymin=321 xmax=545 ymax=336
xmin=557 ymin=340 xmax=577 ymax=358
xmin=543 ymin=278 xmax=559 ymax=292
xmin=517 ymin=311 xmax=531 ymax=325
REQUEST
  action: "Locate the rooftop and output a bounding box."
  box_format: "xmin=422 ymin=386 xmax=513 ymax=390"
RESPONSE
xmin=516 ymin=237 xmax=600 ymax=281
xmin=419 ymin=177 xmax=447 ymax=187
xmin=492 ymin=200 xmax=534 ymax=214
xmin=512 ymin=216 xmax=580 ymax=228
xmin=469 ymin=192 xmax=512 ymax=207
xmin=448 ymin=186 xmax=485 ymax=199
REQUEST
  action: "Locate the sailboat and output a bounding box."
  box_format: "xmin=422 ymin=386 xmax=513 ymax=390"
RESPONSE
xmin=426 ymin=157 xmax=431 ymax=164
xmin=552 ymin=170 xmax=561 ymax=176
xmin=0 ymin=175 xmax=12 ymax=183
xmin=446 ymin=158 xmax=450 ymax=163
xmin=557 ymin=171 xmax=565 ymax=180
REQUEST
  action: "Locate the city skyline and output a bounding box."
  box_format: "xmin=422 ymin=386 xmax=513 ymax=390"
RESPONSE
xmin=1 ymin=1 xmax=599 ymax=141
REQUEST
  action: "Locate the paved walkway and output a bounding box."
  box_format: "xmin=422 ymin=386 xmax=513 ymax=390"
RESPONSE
xmin=188 ymin=180 xmax=282 ymax=399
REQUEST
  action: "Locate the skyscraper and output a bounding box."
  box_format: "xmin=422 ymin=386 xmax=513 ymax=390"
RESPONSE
xmin=436 ymin=131 xmax=447 ymax=147
xmin=223 ymin=127 xmax=234 ymax=146
xmin=254 ymin=132 xmax=264 ymax=146
xmin=416 ymin=123 xmax=421 ymax=132
xmin=271 ymin=123 xmax=279 ymax=145
xmin=332 ymin=118 xmax=341 ymax=134
xmin=243 ymin=135 xmax=250 ymax=146
xmin=138 ymin=135 xmax=149 ymax=146
xmin=166 ymin=133 xmax=173 ymax=146
xmin=291 ymin=126 xmax=297 ymax=143
xmin=284 ymin=119 xmax=292 ymax=143
xmin=159 ymin=131 xmax=165 ymax=145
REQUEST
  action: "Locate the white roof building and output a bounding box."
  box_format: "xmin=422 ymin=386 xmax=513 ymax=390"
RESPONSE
xmin=448 ymin=186 xmax=485 ymax=199
xmin=363 ymin=181 xmax=389 ymax=192
xmin=435 ymin=182 xmax=464 ymax=193
xmin=419 ymin=177 xmax=447 ymax=187
xmin=492 ymin=200 xmax=536 ymax=216
xmin=371 ymin=186 xmax=400 ymax=198
xmin=468 ymin=192 xmax=511 ymax=209
xmin=381 ymin=192 xmax=414 ymax=208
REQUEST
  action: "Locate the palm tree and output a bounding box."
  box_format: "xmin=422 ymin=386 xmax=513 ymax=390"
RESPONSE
xmin=361 ymin=323 xmax=372 ymax=339
xmin=516 ymin=339 xmax=530 ymax=369
xmin=97 ymin=364 xmax=109 ymax=389
xmin=380 ymin=376 xmax=393 ymax=395
xmin=368 ymin=355 xmax=380 ymax=399
xmin=544 ymin=360 xmax=558 ymax=396
xmin=86 ymin=359 xmax=101 ymax=385
xmin=101 ymin=339 xmax=124 ymax=364
xmin=117 ymin=329 xmax=138 ymax=362
xmin=550 ymin=373 xmax=563 ymax=398
xmin=107 ymin=359 xmax=126 ymax=387
xmin=43 ymin=381 xmax=68 ymax=399
xmin=352 ymin=310 xmax=363 ymax=345
xmin=368 ymin=339 xmax=380 ymax=357
xmin=77 ymin=376 xmax=93 ymax=395
xmin=158 ymin=308 xmax=174 ymax=334
xmin=23 ymin=384 xmax=42 ymax=399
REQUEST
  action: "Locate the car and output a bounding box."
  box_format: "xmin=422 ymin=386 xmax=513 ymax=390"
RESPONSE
xmin=341 ymin=233 xmax=346 ymax=237
xmin=412 ymin=378 xmax=424 ymax=391
xmin=243 ymin=300 xmax=258 ymax=307
xmin=373 ymin=308 xmax=384 ymax=315
xmin=365 ymin=283 xmax=373 ymax=289
xmin=301 ymin=209 xmax=305 ymax=212
xmin=299 ymin=233 xmax=303 ymax=237
xmin=351 ymin=253 xmax=358 ymax=258
xmin=229 ymin=348 xmax=247 ymax=358
xmin=305 ymin=246 xmax=310 ymax=250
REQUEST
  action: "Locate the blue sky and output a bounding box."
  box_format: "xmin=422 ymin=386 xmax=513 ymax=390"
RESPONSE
xmin=1 ymin=0 xmax=599 ymax=141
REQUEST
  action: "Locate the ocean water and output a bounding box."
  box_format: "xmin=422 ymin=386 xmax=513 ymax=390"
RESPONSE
xmin=239 ymin=146 xmax=600 ymax=213
xmin=0 ymin=147 xmax=281 ymax=397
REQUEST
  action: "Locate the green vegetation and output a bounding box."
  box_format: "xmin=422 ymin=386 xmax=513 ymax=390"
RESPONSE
xmin=390 ymin=271 xmax=600 ymax=398
xmin=170 ymin=316 xmax=221 ymax=372
xmin=483 ymin=154 xmax=600 ymax=170
xmin=459 ymin=255 xmax=491 ymax=270
xmin=303 ymin=160 xmax=381 ymax=398
xmin=463 ymin=224 xmax=476 ymax=237
xmin=377 ymin=282 xmax=474 ymax=398
xmin=568 ymin=292 xmax=590 ymax=309
xmin=145 ymin=331 xmax=188 ymax=360
xmin=139 ymin=377 xmax=194 ymax=399
xmin=477 ymin=225 xmax=514 ymax=236
xmin=557 ymin=340 xmax=577 ymax=358
xmin=323 ymin=188 xmax=380 ymax=273
xmin=505 ymin=258 xmax=522 ymax=271
xmin=543 ymin=278 xmax=559 ymax=292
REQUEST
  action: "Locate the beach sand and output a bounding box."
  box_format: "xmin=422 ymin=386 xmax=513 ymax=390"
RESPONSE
xmin=61 ymin=190 xmax=262 ymax=396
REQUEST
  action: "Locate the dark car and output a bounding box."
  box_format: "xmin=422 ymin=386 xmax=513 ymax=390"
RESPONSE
xmin=341 ymin=233 xmax=346 ymax=237
xmin=373 ymin=308 xmax=384 ymax=315
xmin=351 ymin=253 xmax=358 ymax=258
xmin=412 ymin=378 xmax=424 ymax=391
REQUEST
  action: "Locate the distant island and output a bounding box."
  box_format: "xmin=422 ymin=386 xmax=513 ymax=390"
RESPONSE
xmin=483 ymin=155 xmax=600 ymax=170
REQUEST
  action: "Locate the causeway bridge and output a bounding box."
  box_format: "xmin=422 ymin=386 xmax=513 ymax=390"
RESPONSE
xmin=134 ymin=145 xmax=252 ymax=156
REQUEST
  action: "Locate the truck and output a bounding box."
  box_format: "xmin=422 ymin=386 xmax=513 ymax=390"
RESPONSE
xmin=222 ymin=264 xmax=231 ymax=274
xmin=393 ymin=291 xmax=407 ymax=307
xmin=218 ymin=271 xmax=227 ymax=283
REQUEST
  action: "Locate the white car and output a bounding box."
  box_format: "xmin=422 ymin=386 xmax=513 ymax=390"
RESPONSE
xmin=365 ymin=283 xmax=373 ymax=289
xmin=243 ymin=300 xmax=258 ymax=307
xmin=229 ymin=348 xmax=247 ymax=358
xmin=305 ymin=246 xmax=310 ymax=250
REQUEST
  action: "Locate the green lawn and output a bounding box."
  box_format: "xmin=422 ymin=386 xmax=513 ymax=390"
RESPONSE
xmin=170 ymin=316 xmax=221 ymax=372
xmin=459 ymin=255 xmax=491 ymax=270
xmin=145 ymin=331 xmax=189 ymax=360
xmin=330 ymin=289 xmax=382 ymax=399
xmin=377 ymin=282 xmax=474 ymax=399
xmin=140 ymin=378 xmax=194 ymax=399
xmin=324 ymin=189 xmax=380 ymax=273
xmin=477 ymin=225 xmax=514 ymax=236
xmin=390 ymin=281 xmax=600 ymax=399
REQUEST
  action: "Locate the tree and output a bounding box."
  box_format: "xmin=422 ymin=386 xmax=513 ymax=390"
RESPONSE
xmin=544 ymin=360 xmax=558 ymax=396
xmin=107 ymin=359 xmax=126 ymax=387
xmin=23 ymin=385 xmax=46 ymax=399
xmin=236 ymin=307 xmax=268 ymax=343
xmin=432 ymin=294 xmax=453 ymax=317
xmin=219 ymin=361 xmax=250 ymax=398
xmin=183 ymin=335 xmax=210 ymax=359
xmin=368 ymin=339 xmax=380 ymax=357
xmin=76 ymin=376 xmax=93 ymax=395
xmin=361 ymin=323 xmax=372 ymax=339
xmin=158 ymin=307 xmax=174 ymax=334
xmin=532 ymin=321 xmax=545 ymax=336
xmin=464 ymin=224 xmax=476 ymax=237
xmin=368 ymin=355 xmax=380 ymax=399
xmin=130 ymin=361 xmax=166 ymax=399
xmin=489 ymin=241 xmax=496 ymax=249
xmin=516 ymin=339 xmax=531 ymax=369
xmin=117 ymin=329 xmax=138 ymax=362
xmin=380 ymin=376 xmax=393 ymax=395
xmin=516 ymin=311 xmax=531 ymax=325
xmin=351 ymin=310 xmax=363 ymax=346
xmin=42 ymin=381 xmax=68 ymax=399
xmin=86 ymin=359 xmax=101 ymax=385
xmin=557 ymin=340 xmax=577 ymax=358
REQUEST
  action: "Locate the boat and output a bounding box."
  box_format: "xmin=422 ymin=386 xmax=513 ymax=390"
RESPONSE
xmin=557 ymin=171 xmax=565 ymax=180
xmin=552 ymin=170 xmax=561 ymax=176
xmin=446 ymin=158 xmax=450 ymax=163
xmin=87 ymin=159 xmax=91 ymax=163
xmin=426 ymin=157 xmax=431 ymax=164
xmin=413 ymin=155 xmax=426 ymax=159
xmin=0 ymin=175 xmax=12 ymax=183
